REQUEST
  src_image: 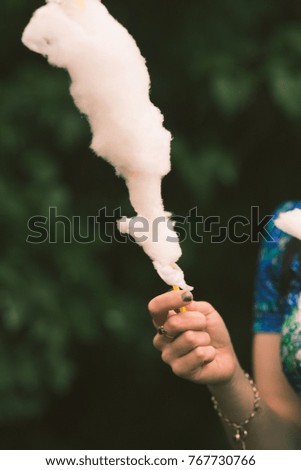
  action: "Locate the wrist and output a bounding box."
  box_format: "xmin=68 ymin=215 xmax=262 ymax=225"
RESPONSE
xmin=209 ymin=359 xmax=243 ymax=392
xmin=209 ymin=370 xmax=261 ymax=450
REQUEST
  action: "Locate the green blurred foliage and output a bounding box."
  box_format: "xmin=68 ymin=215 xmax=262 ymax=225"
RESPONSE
xmin=1 ymin=0 xmax=301 ymax=450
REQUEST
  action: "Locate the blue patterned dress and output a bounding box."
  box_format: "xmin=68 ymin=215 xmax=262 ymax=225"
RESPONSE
xmin=253 ymin=201 xmax=301 ymax=396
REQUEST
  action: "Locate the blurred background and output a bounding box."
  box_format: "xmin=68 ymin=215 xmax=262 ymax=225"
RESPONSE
xmin=1 ymin=0 xmax=301 ymax=450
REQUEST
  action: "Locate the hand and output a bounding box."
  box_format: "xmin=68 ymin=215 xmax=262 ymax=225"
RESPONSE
xmin=148 ymin=290 xmax=239 ymax=385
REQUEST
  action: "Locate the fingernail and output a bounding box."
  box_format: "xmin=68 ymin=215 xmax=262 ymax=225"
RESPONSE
xmin=181 ymin=291 xmax=193 ymax=303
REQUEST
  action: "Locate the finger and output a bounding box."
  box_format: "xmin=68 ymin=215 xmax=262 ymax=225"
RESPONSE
xmin=161 ymin=331 xmax=211 ymax=364
xmin=185 ymin=301 xmax=217 ymax=316
xmin=153 ymin=313 xmax=178 ymax=350
xmin=152 ymin=309 xmax=177 ymax=328
xmin=153 ymin=332 xmax=172 ymax=351
xmin=171 ymin=346 xmax=216 ymax=378
xmin=148 ymin=290 xmax=193 ymax=326
xmin=163 ymin=310 xmax=206 ymax=337
xmin=153 ymin=309 xmax=208 ymax=351
xmin=153 ymin=324 xmax=207 ymax=357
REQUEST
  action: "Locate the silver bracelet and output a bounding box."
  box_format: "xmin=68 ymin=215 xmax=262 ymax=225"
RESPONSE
xmin=211 ymin=372 xmax=261 ymax=450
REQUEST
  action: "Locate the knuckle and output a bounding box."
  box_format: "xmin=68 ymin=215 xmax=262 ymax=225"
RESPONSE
xmin=191 ymin=311 xmax=207 ymax=327
xmin=202 ymin=301 xmax=213 ymax=310
xmin=201 ymin=332 xmax=211 ymax=345
xmin=161 ymin=349 xmax=170 ymax=364
xmin=207 ymin=346 xmax=216 ymax=359
xmin=196 ymin=301 xmax=216 ymax=316
xmin=172 ymin=362 xmax=188 ymax=379
xmin=182 ymin=330 xmax=196 ymax=346
xmin=153 ymin=335 xmax=161 ymax=350
xmin=171 ymin=362 xmax=182 ymax=377
xmin=165 ymin=315 xmax=178 ymax=332
xmin=194 ymin=346 xmax=205 ymax=361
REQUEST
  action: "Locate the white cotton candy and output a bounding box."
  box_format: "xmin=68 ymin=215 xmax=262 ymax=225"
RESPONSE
xmin=22 ymin=0 xmax=192 ymax=290
xmin=274 ymin=209 xmax=301 ymax=241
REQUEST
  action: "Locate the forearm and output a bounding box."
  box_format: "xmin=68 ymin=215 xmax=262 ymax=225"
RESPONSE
xmin=208 ymin=364 xmax=301 ymax=450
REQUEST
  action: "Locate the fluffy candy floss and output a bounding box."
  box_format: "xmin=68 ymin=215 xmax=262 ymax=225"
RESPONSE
xmin=274 ymin=208 xmax=301 ymax=241
xmin=22 ymin=0 xmax=192 ymax=290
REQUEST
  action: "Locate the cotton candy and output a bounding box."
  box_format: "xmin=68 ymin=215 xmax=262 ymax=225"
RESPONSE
xmin=274 ymin=208 xmax=301 ymax=241
xmin=22 ymin=0 xmax=192 ymax=290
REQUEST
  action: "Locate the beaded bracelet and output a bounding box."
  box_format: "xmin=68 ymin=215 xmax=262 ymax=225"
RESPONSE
xmin=211 ymin=372 xmax=261 ymax=450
